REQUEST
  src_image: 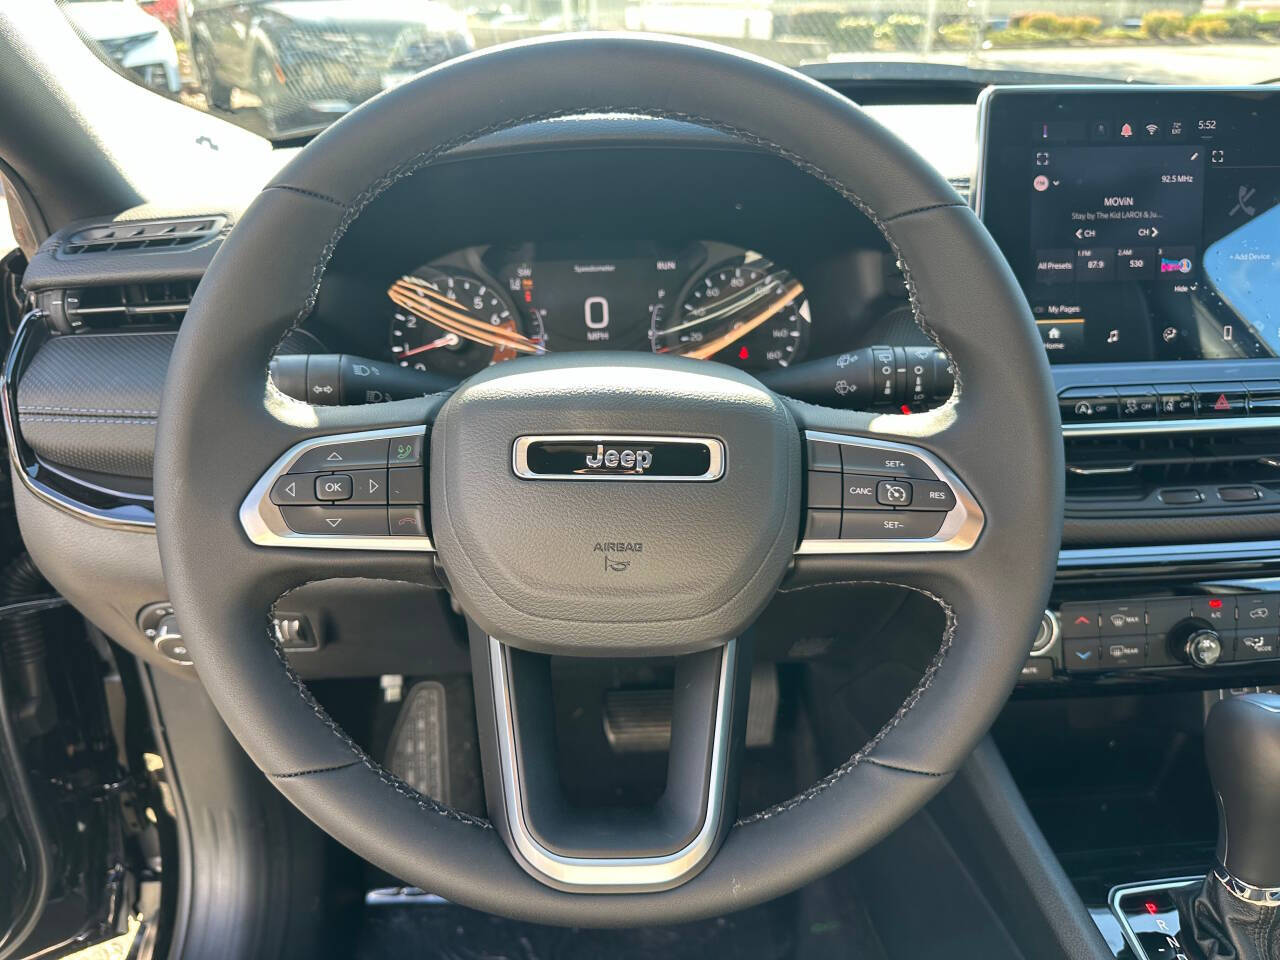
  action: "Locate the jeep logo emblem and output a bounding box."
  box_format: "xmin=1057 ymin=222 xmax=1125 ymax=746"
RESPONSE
xmin=584 ymin=444 xmax=654 ymax=472
xmin=513 ymin=436 xmax=724 ymax=482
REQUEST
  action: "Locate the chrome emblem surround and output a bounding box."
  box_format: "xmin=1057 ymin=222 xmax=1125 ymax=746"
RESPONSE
xmin=512 ymin=435 xmax=725 ymax=481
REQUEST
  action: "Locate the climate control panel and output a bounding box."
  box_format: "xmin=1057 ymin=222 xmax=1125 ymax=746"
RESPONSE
xmin=1023 ymin=592 xmax=1280 ymax=683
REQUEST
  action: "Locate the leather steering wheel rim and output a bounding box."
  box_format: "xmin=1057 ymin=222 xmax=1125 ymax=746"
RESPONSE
xmin=154 ymin=34 xmax=1063 ymax=926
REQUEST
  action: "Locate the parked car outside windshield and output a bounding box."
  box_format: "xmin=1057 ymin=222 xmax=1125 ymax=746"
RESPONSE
xmin=56 ymin=0 xmax=1280 ymax=141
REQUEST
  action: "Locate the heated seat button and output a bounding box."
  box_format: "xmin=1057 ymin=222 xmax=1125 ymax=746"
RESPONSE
xmin=388 ymin=466 xmax=425 ymax=505
xmin=1059 ymin=602 xmax=1100 ymax=638
xmin=347 ymin=469 xmax=387 ymax=504
xmin=388 ymin=506 xmax=427 ymax=537
xmin=876 ymin=479 xmax=912 ymax=507
xmin=807 ymin=471 xmax=843 ymax=509
xmin=315 ymin=474 xmax=352 ymax=501
xmin=804 ymin=510 xmax=841 ymax=541
xmin=910 ymin=480 xmax=956 ymax=511
xmin=290 ymin=437 xmax=390 ymax=473
xmin=1099 ymin=601 xmax=1145 ymax=636
xmin=270 ymin=473 xmax=320 ymax=505
xmin=842 ymin=475 xmax=880 ymax=510
xmin=280 ymin=505 xmax=389 ymax=536
xmin=839 ymin=444 xmax=935 ymax=479
xmin=841 ymin=510 xmax=944 ymax=540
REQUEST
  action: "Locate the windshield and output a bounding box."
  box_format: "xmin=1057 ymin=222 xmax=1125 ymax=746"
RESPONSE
xmin=57 ymin=0 xmax=1280 ymax=142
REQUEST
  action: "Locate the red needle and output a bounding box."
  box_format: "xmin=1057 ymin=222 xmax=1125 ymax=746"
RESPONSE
xmin=399 ymin=333 xmax=459 ymax=357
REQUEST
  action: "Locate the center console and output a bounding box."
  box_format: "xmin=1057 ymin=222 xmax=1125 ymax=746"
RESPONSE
xmin=978 ymin=87 xmax=1280 ymax=960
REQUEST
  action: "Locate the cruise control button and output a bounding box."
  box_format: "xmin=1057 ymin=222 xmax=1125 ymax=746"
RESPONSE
xmin=1059 ymin=602 xmax=1100 ymax=638
xmin=388 ymin=466 xmax=425 ymax=505
xmin=270 ymin=474 xmax=320 ymax=505
xmin=388 ymin=506 xmax=427 ymax=537
xmin=1100 ymin=601 xmax=1145 ymax=636
xmin=279 ymin=505 xmax=389 ymax=536
xmin=910 ymin=479 xmax=956 ymax=511
xmin=290 ymin=437 xmax=390 ymax=473
xmin=839 ymin=444 xmax=935 ymax=479
xmin=804 ymin=510 xmax=841 ymax=541
xmin=347 ymin=469 xmax=387 ymax=504
xmin=876 ymin=479 xmax=912 ymax=507
xmin=389 ymin=434 xmax=424 ymax=466
xmin=315 ymin=474 xmax=352 ymax=501
xmin=840 ymin=510 xmax=944 ymax=540
xmin=842 ymin=475 xmax=880 ymax=510
xmin=807 ymin=471 xmax=843 ymax=509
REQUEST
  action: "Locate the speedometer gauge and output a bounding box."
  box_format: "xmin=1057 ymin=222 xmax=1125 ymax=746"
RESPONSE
xmin=655 ymin=258 xmax=810 ymax=370
xmin=388 ymin=268 xmax=534 ymax=377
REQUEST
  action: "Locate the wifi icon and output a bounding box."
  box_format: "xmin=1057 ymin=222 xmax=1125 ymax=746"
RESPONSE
xmin=1144 ymin=123 xmax=1161 ymax=138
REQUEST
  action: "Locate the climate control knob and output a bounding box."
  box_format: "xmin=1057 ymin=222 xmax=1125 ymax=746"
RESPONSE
xmin=1185 ymin=628 xmax=1224 ymax=668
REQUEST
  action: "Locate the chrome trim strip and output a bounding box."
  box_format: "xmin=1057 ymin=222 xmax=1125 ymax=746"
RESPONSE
xmin=795 ymin=430 xmax=984 ymax=554
xmin=1065 ymin=416 xmax=1280 ymax=437
xmin=1215 ymin=865 xmax=1280 ymax=906
xmin=239 ymin=425 xmax=434 ymax=551
xmin=511 ymin=434 xmax=724 ymax=482
xmin=1108 ymin=876 xmax=1204 ymax=960
xmin=488 ymin=635 xmax=735 ymax=891
xmin=1059 ymin=540 xmax=1280 ymax=568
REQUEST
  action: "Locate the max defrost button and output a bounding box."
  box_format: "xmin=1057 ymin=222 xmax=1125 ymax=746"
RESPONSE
xmin=280 ymin=506 xmax=389 ymax=536
xmin=841 ymin=510 xmax=944 ymax=540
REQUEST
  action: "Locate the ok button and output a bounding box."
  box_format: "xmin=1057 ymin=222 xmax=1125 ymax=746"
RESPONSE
xmin=315 ymin=474 xmax=353 ymax=501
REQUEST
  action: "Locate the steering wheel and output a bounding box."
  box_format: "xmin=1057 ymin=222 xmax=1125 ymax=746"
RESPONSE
xmin=155 ymin=35 xmax=1062 ymax=926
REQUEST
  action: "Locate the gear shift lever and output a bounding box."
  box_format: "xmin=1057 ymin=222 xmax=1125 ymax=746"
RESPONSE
xmin=1179 ymin=693 xmax=1280 ymax=959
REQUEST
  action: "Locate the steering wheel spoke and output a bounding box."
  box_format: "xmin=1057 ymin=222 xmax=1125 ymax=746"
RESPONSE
xmin=471 ymin=621 xmax=749 ymax=892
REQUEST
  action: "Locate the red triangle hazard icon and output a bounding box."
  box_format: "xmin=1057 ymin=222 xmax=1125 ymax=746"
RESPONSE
xmin=1214 ymin=393 xmax=1230 ymax=411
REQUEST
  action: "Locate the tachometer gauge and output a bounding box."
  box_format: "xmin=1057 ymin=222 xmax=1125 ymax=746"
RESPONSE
xmin=387 ymin=268 xmax=541 ymax=378
xmin=656 ymin=258 xmax=810 ymax=369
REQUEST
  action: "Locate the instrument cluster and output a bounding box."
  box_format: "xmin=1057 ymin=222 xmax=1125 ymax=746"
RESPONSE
xmin=385 ymin=241 xmax=811 ymax=378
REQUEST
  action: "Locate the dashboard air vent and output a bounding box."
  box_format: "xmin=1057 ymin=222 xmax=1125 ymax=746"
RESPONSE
xmin=59 ymin=216 xmax=226 ymax=256
xmin=1064 ymin=429 xmax=1280 ymax=516
xmin=52 ymin=281 xmax=197 ymax=330
xmin=947 ymin=177 xmax=971 ymax=204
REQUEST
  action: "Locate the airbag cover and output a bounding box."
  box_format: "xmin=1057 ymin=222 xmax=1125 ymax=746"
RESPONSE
xmin=429 ymin=352 xmax=800 ymax=654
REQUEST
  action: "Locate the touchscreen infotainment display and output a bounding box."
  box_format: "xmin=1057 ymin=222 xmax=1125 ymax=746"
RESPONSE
xmin=977 ymin=88 xmax=1280 ymax=364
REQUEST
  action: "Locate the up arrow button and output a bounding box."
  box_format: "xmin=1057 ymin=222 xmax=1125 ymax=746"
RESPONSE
xmin=289 ymin=437 xmax=390 ymax=473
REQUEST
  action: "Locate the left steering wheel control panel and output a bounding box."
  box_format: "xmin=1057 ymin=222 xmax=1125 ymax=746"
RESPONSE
xmin=240 ymin=426 xmax=432 ymax=550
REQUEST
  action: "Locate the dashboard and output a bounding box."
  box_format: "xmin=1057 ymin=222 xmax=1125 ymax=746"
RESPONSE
xmin=384 ymin=241 xmax=811 ymax=377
